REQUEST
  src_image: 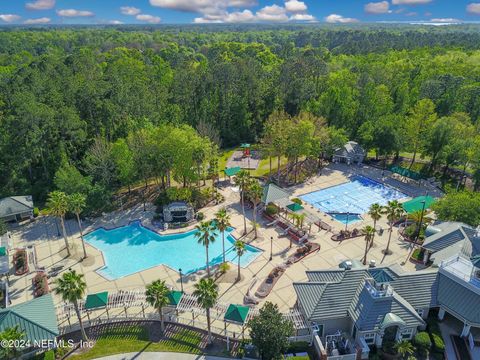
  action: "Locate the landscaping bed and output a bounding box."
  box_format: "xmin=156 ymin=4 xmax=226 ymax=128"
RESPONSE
xmin=33 ymin=271 xmax=49 ymax=297
xmin=331 ymin=228 xmax=364 ymax=241
xmin=13 ymin=249 xmax=28 ymax=275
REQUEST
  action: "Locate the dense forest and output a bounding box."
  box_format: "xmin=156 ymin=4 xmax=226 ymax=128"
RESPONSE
xmin=1 ymin=25 xmax=480 ymax=211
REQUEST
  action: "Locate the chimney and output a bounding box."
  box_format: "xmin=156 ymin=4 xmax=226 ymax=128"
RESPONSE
xmin=369 ymin=260 xmax=376 ymax=268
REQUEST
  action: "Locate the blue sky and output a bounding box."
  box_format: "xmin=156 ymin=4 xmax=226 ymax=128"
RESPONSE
xmin=1 ymin=1 xmax=480 ymax=25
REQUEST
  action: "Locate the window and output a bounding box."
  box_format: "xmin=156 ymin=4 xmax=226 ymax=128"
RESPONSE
xmin=363 ymin=332 xmax=376 ymax=344
xmin=416 ymin=309 xmax=425 ymax=318
xmin=401 ymin=328 xmax=413 ymax=340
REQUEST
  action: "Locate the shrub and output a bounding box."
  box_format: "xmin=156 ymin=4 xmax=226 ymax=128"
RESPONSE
xmin=43 ymin=350 xmax=55 ymax=360
xmin=411 ymin=248 xmax=424 ymax=261
xmin=414 ymin=331 xmax=432 ymax=351
xmin=291 ymin=198 xmax=302 ymax=205
xmin=286 ymin=341 xmax=309 ymax=353
xmin=432 ymin=333 xmax=445 ymax=353
xmin=265 ymin=203 xmax=278 ymax=216
xmin=54 ymin=345 xmax=70 ymax=359
xmin=382 ymin=340 xmax=397 ymax=355
xmin=196 ymin=212 xmax=205 ymax=221
xmin=33 ymin=207 xmax=40 ymax=217
xmin=219 ymin=262 xmax=230 ymax=274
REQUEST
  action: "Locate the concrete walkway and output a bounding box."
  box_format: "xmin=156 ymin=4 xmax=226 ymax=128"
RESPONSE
xmin=93 ymin=353 xmax=231 ymax=360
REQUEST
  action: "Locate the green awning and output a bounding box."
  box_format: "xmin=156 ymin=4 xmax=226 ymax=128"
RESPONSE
xmin=85 ymin=291 xmax=109 ymax=310
xmin=167 ymin=290 xmax=183 ymax=306
xmin=402 ymin=196 xmax=435 ymax=214
xmin=224 ymin=304 xmax=250 ymax=325
xmin=286 ymin=203 xmax=304 ymax=212
xmin=0 ymin=247 xmax=6 ymax=256
xmin=224 ymin=167 xmax=241 ymax=177
xmin=390 ymin=165 xmax=423 ymax=181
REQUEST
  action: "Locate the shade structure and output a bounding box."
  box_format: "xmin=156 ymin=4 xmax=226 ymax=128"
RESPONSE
xmin=287 ymin=203 xmax=304 ymax=212
xmin=224 ymin=167 xmax=241 ymax=177
xmin=85 ymin=291 xmax=109 ymax=310
xmin=0 ymin=246 xmax=5 ymax=256
xmin=390 ymin=165 xmax=422 ymax=181
xmin=224 ymin=304 xmax=250 ymax=325
xmin=167 ymin=290 xmax=183 ymax=306
xmin=402 ymin=196 xmax=435 ymax=214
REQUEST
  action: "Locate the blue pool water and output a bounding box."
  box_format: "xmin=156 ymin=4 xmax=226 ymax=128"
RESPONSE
xmin=84 ymin=221 xmax=262 ymax=279
xmin=300 ymin=176 xmax=406 ymax=224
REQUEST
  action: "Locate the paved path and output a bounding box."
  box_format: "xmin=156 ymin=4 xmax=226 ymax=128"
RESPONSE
xmin=93 ymin=352 xmax=232 ymax=360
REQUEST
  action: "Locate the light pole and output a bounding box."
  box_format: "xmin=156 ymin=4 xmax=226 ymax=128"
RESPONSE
xmin=269 ymin=236 xmax=273 ymax=261
xmin=345 ymin=212 xmax=350 ymax=232
xmin=179 ymin=268 xmax=184 ymax=293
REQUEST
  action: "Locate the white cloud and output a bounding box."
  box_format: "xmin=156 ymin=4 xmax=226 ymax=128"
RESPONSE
xmin=25 ymin=0 xmax=55 ymax=10
xmin=285 ymin=0 xmax=307 ymax=13
xmin=57 ymin=9 xmax=95 ymax=17
xmin=150 ymin=0 xmax=257 ymax=16
xmin=325 ymin=14 xmax=359 ymax=23
xmin=224 ymin=10 xmax=256 ymax=22
xmin=120 ymin=6 xmax=141 ymax=16
xmin=290 ymin=13 xmax=315 ymax=21
xmin=256 ymin=5 xmax=289 ymax=22
xmin=365 ymin=1 xmax=390 ymax=14
xmin=136 ymin=14 xmax=161 ymax=23
xmin=467 ymin=3 xmax=480 ymax=15
xmin=430 ymin=18 xmax=462 ymax=23
xmin=0 ymin=14 xmax=21 ymax=22
xmin=392 ymin=0 xmax=432 ymax=4
xmin=109 ymin=20 xmax=124 ymax=24
xmin=24 ymin=17 xmax=51 ymax=24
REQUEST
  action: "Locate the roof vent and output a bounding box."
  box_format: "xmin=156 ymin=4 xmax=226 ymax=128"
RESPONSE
xmin=369 ymin=260 xmax=376 ymax=268
xmin=344 ymin=260 xmax=352 ymax=270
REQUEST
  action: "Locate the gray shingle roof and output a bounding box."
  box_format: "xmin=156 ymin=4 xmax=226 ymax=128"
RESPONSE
xmin=349 ymin=285 xmax=424 ymax=331
xmin=334 ymin=141 xmax=366 ymax=158
xmin=0 ymin=196 xmax=34 ymax=218
xmin=437 ymin=272 xmax=480 ymax=326
xmin=296 ymin=266 xmax=439 ymax=325
xmin=306 ymin=270 xmax=346 ymax=283
xmin=262 ymin=184 xmax=289 ymax=205
xmin=294 ymin=270 xmax=369 ymax=321
xmin=389 ymin=271 xmax=439 ymax=309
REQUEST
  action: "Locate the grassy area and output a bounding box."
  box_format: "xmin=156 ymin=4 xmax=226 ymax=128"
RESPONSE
xmin=70 ymin=326 xmax=205 ymax=360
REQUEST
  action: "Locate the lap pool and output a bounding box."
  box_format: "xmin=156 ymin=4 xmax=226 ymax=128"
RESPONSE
xmin=84 ymin=221 xmax=262 ymax=279
xmin=300 ymin=176 xmax=407 ymax=224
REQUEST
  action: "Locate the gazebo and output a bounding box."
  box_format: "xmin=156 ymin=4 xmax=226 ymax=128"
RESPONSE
xmin=224 ymin=166 xmax=241 ymax=181
xmin=224 ymin=304 xmax=250 ymax=338
xmin=85 ymin=291 xmax=109 ymax=320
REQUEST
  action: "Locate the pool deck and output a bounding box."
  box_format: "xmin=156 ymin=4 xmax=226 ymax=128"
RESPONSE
xmin=7 ymin=163 xmax=439 ymax=318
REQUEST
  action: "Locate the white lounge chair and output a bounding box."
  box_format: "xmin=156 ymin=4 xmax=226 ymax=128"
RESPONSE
xmin=266 ymin=218 xmax=279 ymax=227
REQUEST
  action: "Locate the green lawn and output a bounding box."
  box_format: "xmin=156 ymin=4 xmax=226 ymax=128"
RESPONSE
xmin=70 ymin=326 xmax=205 ymax=360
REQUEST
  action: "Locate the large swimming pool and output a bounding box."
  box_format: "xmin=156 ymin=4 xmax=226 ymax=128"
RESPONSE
xmin=84 ymin=221 xmax=262 ymax=279
xmin=300 ymin=176 xmax=407 ymax=224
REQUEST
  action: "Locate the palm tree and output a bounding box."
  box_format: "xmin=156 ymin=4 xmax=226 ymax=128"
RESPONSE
xmin=68 ymin=193 xmax=87 ymax=259
xmin=395 ymin=340 xmax=415 ymax=359
xmin=362 ymin=225 xmax=376 ymax=265
xmin=234 ymin=240 xmax=246 ymax=281
xmin=0 ymin=326 xmax=25 ymax=359
xmin=214 ymin=208 xmax=231 ymax=264
xmin=193 ymin=278 xmax=219 ymax=345
xmin=405 ymin=209 xmax=434 ymax=263
xmin=247 ymin=180 xmax=263 ymax=239
xmin=47 ymin=191 xmax=71 ymax=257
xmin=383 ymin=200 xmax=404 ymax=255
xmin=234 ymin=170 xmax=251 ymax=235
xmin=368 ymin=203 xmax=382 ymax=248
xmin=145 ymin=280 xmax=170 ymax=333
xmin=194 ymin=221 xmax=216 ymax=277
xmin=55 ymin=270 xmax=88 ymax=341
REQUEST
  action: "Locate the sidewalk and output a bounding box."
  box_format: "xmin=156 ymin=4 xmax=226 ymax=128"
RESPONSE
xmin=93 ymin=353 xmax=232 ymax=360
